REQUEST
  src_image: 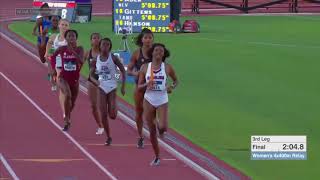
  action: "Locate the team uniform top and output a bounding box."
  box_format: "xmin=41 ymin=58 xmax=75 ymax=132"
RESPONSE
xmin=51 ymin=33 xmax=67 ymax=54
xmin=87 ymin=49 xmax=99 ymax=81
xmin=144 ymin=62 xmax=168 ymax=107
xmin=47 ymin=28 xmax=58 ymax=39
xmin=134 ymin=48 xmax=152 ymax=83
xmin=52 ymin=46 xmax=83 ymax=86
xmin=88 ymin=49 xmax=95 ymax=68
xmin=95 ymin=53 xmax=117 ymax=94
xmin=49 ymin=34 xmax=68 ymax=67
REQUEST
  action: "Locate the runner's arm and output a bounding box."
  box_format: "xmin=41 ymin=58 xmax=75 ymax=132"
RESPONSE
xmin=89 ymin=58 xmax=99 ymax=86
xmin=50 ymin=46 xmax=63 ymax=70
xmin=83 ymin=51 xmax=89 ymax=64
xmin=32 ymin=18 xmax=41 ymax=36
xmin=112 ymin=55 xmax=126 ymax=95
xmin=137 ymin=64 xmax=148 ymax=90
xmin=112 ymin=55 xmax=126 ymax=84
xmin=45 ymin=34 xmax=56 ymax=59
xmin=127 ymin=50 xmax=139 ymax=77
xmin=166 ymin=63 xmax=179 ymax=93
xmin=71 ymin=46 xmax=84 ymax=63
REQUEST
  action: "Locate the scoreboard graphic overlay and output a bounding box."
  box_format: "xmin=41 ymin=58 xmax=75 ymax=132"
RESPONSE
xmin=32 ymin=0 xmax=92 ymax=22
xmin=113 ymin=0 xmax=171 ymax=33
xmin=251 ymin=136 xmax=307 ymax=160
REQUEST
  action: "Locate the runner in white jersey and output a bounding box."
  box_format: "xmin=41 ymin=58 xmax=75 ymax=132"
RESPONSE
xmin=52 ymin=33 xmax=68 ymax=51
xmin=96 ymin=53 xmax=118 ymax=94
xmin=90 ymin=38 xmax=126 ymax=146
xmin=138 ymin=43 xmax=178 ymax=166
xmin=144 ymin=62 xmax=168 ymax=107
xmin=45 ymin=19 xmax=69 ymax=91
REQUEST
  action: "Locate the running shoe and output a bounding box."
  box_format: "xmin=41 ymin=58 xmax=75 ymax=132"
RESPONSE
xmin=150 ymin=157 xmax=160 ymax=166
xmin=96 ymin=128 xmax=104 ymax=135
xmin=105 ymin=137 xmax=112 ymax=146
xmin=137 ymin=137 xmax=144 ymax=149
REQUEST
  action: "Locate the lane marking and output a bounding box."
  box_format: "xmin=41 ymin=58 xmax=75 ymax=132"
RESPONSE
xmin=86 ymin=143 xmax=152 ymax=147
xmin=11 ymin=159 xmax=85 ymax=163
xmin=1 ymin=72 xmax=118 ymax=180
xmin=0 ymin=153 xmax=20 ymax=180
xmin=163 ymin=158 xmax=177 ymax=161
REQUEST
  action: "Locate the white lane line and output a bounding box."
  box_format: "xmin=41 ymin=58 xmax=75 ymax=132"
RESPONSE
xmin=0 ymin=153 xmax=20 ymax=180
xmin=0 ymin=72 xmax=118 ymax=180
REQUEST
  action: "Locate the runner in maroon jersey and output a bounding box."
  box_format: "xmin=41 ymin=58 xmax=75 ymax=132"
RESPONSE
xmin=51 ymin=29 xmax=84 ymax=131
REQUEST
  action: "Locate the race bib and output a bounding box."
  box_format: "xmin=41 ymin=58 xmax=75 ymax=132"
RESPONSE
xmin=56 ymin=55 xmax=62 ymax=68
xmin=150 ymin=81 xmax=162 ymax=91
xmin=151 ymin=84 xmax=161 ymax=91
xmin=100 ymin=73 xmax=112 ymax=81
xmin=64 ymin=61 xmax=77 ymax=71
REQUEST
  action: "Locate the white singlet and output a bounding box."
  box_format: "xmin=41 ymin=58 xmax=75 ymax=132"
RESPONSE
xmin=53 ymin=34 xmax=67 ymax=68
xmin=144 ymin=62 xmax=168 ymax=108
xmin=53 ymin=34 xmax=67 ymax=50
xmin=96 ymin=54 xmax=117 ymax=94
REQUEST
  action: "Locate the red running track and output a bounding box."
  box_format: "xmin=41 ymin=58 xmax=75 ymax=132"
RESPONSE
xmin=0 ymin=1 xmax=248 ymax=179
xmin=0 ymin=36 xmax=208 ymax=179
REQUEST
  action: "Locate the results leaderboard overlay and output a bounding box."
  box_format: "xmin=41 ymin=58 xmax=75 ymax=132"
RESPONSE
xmin=113 ymin=0 xmax=171 ymax=33
xmin=251 ymin=136 xmax=307 ymax=160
